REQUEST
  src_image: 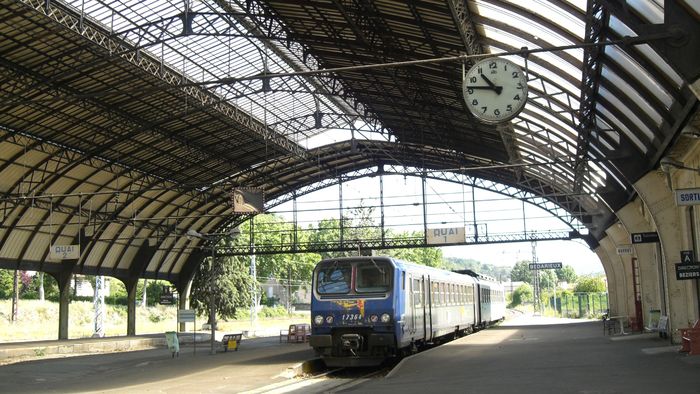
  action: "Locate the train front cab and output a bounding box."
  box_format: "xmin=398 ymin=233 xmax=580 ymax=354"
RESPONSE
xmin=309 ymin=257 xmax=398 ymax=367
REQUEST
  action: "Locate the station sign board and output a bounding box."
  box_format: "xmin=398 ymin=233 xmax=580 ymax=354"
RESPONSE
xmin=178 ymin=309 xmax=196 ymax=323
xmin=616 ymin=245 xmax=633 ymax=255
xmin=681 ymin=250 xmax=694 ymax=264
xmin=631 ymin=232 xmax=659 ymax=244
xmin=675 ymin=263 xmax=700 ymax=280
xmin=49 ymin=244 xmax=80 ymax=260
xmin=426 ymin=227 xmax=465 ymax=245
xmin=529 ymin=262 xmax=562 ymax=270
xmin=675 ymin=188 xmax=700 ymax=206
xmin=159 ymin=294 xmax=175 ymax=305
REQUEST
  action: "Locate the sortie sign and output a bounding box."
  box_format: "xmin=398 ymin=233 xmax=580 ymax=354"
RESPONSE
xmin=676 ymin=188 xmax=700 ymax=206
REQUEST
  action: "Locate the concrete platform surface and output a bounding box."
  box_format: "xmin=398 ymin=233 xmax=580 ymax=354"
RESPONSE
xmin=0 ymin=335 xmax=315 ymax=393
xmin=343 ymin=315 xmax=700 ymax=394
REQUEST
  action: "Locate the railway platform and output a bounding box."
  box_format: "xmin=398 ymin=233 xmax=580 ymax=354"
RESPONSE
xmin=343 ymin=314 xmax=700 ymax=394
xmin=0 ymin=334 xmax=315 ymax=393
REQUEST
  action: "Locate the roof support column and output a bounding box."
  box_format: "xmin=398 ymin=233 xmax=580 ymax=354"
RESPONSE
xmin=616 ymin=200 xmax=662 ymax=329
xmin=634 ymin=170 xmax=692 ymax=342
xmin=123 ymin=280 xmax=137 ymax=336
xmin=54 ymin=270 xmax=72 ymax=340
xmin=606 ymin=223 xmax=636 ymax=321
xmin=178 ymin=280 xmax=193 ymax=332
xmin=597 ymin=237 xmax=627 ymax=317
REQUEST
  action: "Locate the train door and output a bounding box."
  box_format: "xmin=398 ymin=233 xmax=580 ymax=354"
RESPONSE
xmin=420 ymin=276 xmax=430 ymax=340
xmin=426 ymin=275 xmax=432 ymax=340
xmin=413 ymin=276 xmax=425 ymax=340
xmin=406 ymin=273 xmax=414 ymax=336
xmin=475 ymin=284 xmax=482 ymax=326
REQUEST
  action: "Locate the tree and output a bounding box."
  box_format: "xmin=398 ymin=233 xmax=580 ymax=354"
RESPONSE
xmin=190 ymin=254 xmax=257 ymax=322
xmin=574 ymin=275 xmax=607 ymax=293
xmin=510 ymin=260 xmax=533 ymax=283
xmin=555 ymin=265 xmax=577 ymax=284
xmin=511 ymin=283 xmax=533 ymax=306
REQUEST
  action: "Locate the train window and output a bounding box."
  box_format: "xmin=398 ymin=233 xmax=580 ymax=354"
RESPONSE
xmin=439 ymin=283 xmax=445 ymax=305
xmin=355 ymin=260 xmax=391 ymax=293
xmin=402 ymin=271 xmax=406 ymax=290
xmin=316 ymin=261 xmax=352 ymax=294
xmin=432 ymin=282 xmax=438 ymax=306
xmin=450 ymin=284 xmax=455 ymax=304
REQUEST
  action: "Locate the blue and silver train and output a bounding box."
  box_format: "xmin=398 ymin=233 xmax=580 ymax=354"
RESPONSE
xmin=309 ymin=256 xmax=505 ymax=367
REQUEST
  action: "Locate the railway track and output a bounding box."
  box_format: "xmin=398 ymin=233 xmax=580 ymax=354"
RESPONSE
xmin=242 ymin=364 xmax=394 ymax=394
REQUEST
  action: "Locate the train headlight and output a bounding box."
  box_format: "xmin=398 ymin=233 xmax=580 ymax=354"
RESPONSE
xmin=381 ymin=313 xmax=391 ymax=323
xmin=370 ymin=314 xmax=378 ymax=323
xmin=325 ymin=315 xmax=334 ymax=324
xmin=314 ymin=315 xmax=324 ymax=325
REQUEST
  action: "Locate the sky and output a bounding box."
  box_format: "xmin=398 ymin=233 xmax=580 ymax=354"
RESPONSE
xmin=271 ymin=174 xmax=604 ymax=276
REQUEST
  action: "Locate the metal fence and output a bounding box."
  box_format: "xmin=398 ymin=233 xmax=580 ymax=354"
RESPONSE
xmin=549 ymin=292 xmax=609 ymax=318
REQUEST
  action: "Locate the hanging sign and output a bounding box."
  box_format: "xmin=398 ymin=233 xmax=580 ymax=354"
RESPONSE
xmin=231 ymin=188 xmax=264 ymax=213
xmin=49 ymin=244 xmax=80 ymax=260
xmin=675 ymin=188 xmax=700 ymax=206
xmin=675 ymin=263 xmax=700 ymax=280
xmin=529 ymin=262 xmax=562 ymax=270
xmin=681 ymin=250 xmax=694 ymax=264
xmin=631 ymin=232 xmax=659 ymax=244
xmin=426 ymin=227 xmax=465 ymax=245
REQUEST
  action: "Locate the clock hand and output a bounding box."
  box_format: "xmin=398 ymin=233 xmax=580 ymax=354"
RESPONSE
xmin=467 ymin=86 xmax=501 ymax=90
xmin=479 ymin=74 xmax=503 ymax=95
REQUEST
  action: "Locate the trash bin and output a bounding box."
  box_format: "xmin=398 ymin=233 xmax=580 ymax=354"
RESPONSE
xmin=165 ymin=331 xmax=179 ymax=358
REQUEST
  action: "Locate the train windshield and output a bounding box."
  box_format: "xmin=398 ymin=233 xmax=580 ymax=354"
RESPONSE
xmin=355 ymin=260 xmax=391 ymax=293
xmin=316 ymin=261 xmax=352 ymax=294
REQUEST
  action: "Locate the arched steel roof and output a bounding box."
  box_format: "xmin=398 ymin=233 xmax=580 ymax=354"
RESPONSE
xmin=0 ymin=0 xmax=698 ymax=289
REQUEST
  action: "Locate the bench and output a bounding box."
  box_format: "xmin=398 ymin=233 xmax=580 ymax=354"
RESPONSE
xmin=680 ymin=320 xmax=700 ymax=355
xmin=221 ymin=333 xmax=242 ymax=352
xmin=280 ymin=324 xmax=310 ymax=343
xmin=646 ymin=315 xmax=669 ymax=338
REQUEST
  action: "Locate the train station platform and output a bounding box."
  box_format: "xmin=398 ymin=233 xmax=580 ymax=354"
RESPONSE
xmin=0 ymin=334 xmax=315 ymax=393
xmin=348 ymin=314 xmax=700 ymax=394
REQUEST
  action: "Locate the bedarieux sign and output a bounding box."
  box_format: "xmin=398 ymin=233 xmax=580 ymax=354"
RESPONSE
xmin=675 ymin=188 xmax=700 ymax=206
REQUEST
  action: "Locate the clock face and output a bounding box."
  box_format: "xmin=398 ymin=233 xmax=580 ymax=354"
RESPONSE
xmin=463 ymin=57 xmax=528 ymax=124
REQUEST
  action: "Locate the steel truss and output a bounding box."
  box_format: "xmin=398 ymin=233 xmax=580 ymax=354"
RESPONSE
xmin=216 ymin=231 xmax=575 ymax=257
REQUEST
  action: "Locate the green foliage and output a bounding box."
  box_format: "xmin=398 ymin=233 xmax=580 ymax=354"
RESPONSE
xmin=511 ymin=283 xmax=533 ymax=307
xmin=386 ymin=238 xmax=444 ymax=268
xmin=574 ymin=275 xmax=607 ymax=293
xmin=190 ymin=254 xmax=257 ymax=323
xmin=0 ymin=269 xmax=14 ymax=299
xmin=555 ymin=265 xmax=577 ymax=283
xmin=510 ymin=260 xmax=533 ymax=283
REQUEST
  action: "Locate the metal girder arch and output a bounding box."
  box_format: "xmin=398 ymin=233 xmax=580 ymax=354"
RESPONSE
xmin=19 ymin=0 xmax=305 ymax=158
xmin=262 ymin=166 xmax=584 ymax=233
xmin=215 ymin=0 xmax=366 ymax=126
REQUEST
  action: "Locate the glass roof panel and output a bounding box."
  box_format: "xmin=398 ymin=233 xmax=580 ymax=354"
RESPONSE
xmin=599 ymin=86 xmax=656 ymax=143
xmin=481 ymin=28 xmax=583 ymax=79
xmin=627 ymin=0 xmax=664 ymax=23
xmin=474 ymin=1 xmax=582 ymax=46
xmin=608 ymin=16 xmax=683 ymax=88
xmin=597 ymin=105 xmax=648 ymax=154
xmin=604 ymin=46 xmax=673 ymax=109
xmin=601 ymin=67 xmax=663 ymax=127
xmin=499 ymin=0 xmax=586 ymax=39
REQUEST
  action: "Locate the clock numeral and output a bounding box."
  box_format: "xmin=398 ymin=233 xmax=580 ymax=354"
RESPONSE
xmin=472 ymin=99 xmax=478 ymax=106
xmin=469 ymin=76 xmax=477 ymax=83
xmin=467 ymin=88 xmax=474 ymax=94
xmin=481 ymin=106 xmax=488 ymax=114
xmin=513 ymin=94 xmax=521 ymax=101
xmin=516 ymin=82 xmax=524 ymax=90
xmin=506 ymin=104 xmax=513 ymax=112
xmin=477 ymin=67 xmax=482 ymax=74
xmin=494 ymin=109 xmax=501 ymax=116
xmin=512 ymin=71 xmax=519 ymax=78
xmin=489 ymin=61 xmax=497 ymax=69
